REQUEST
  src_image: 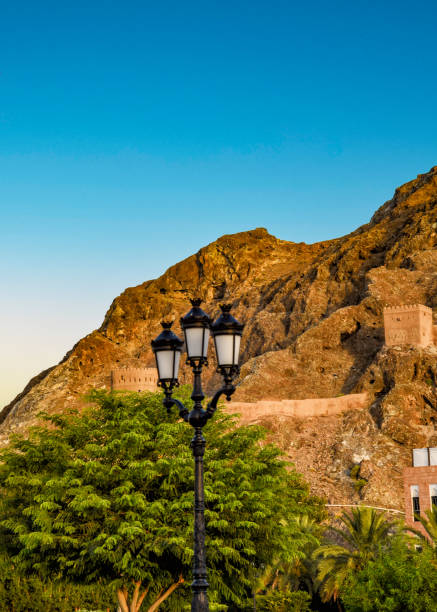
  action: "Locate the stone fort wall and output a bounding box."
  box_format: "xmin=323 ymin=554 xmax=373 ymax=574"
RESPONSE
xmin=383 ymin=304 xmax=436 ymax=348
xmin=226 ymin=392 xmax=368 ymax=424
xmin=111 ymin=368 xmax=158 ymax=392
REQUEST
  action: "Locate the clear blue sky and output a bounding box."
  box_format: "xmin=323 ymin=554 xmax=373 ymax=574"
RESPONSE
xmin=1 ymin=0 xmax=437 ymax=407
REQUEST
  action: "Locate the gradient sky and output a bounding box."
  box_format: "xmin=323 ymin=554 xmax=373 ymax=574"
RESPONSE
xmin=1 ymin=0 xmax=437 ymax=408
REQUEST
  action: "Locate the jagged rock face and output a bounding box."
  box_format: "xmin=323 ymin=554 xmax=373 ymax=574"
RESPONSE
xmin=2 ymin=166 xmax=437 ymax=509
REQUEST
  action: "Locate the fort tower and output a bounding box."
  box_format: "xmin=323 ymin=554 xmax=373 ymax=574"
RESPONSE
xmin=383 ymin=304 xmax=434 ymax=348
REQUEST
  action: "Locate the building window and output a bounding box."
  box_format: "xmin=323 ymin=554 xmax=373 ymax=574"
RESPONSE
xmin=413 ymin=448 xmax=429 ymax=466
xmin=413 ymin=496 xmax=421 ymax=520
xmin=413 ymin=447 xmax=437 ymax=466
xmin=430 ymin=484 xmax=437 ymax=508
xmin=411 ymin=485 xmax=420 ymax=521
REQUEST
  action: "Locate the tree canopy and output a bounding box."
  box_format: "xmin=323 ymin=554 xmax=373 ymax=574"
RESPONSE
xmin=341 ymin=537 xmax=437 ymax=612
xmin=0 ymin=387 xmax=324 ymax=611
xmin=313 ymin=506 xmax=394 ymax=602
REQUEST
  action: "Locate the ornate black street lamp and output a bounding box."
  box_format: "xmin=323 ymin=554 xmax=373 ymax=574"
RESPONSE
xmin=151 ymin=299 xmax=244 ymax=612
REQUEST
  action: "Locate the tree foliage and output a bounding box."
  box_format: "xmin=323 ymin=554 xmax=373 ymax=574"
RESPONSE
xmin=0 ymin=388 xmax=324 ymax=611
xmin=255 ymin=588 xmax=311 ymax=611
xmin=250 ymin=514 xmax=322 ymax=610
xmin=0 ymin=553 xmax=112 ymax=612
xmin=407 ymin=505 xmax=437 ymax=553
xmin=313 ymin=506 xmax=394 ymax=602
xmin=341 ymin=538 xmax=437 ymax=611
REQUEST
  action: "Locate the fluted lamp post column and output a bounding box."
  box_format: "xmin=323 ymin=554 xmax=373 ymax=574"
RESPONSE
xmin=151 ymin=299 xmax=244 ymax=612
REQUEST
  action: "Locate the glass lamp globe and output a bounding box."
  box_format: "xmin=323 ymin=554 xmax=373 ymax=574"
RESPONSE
xmin=211 ymin=304 xmax=244 ymax=369
xmin=180 ymin=298 xmax=212 ymax=362
xmin=151 ymin=321 xmax=184 ymax=383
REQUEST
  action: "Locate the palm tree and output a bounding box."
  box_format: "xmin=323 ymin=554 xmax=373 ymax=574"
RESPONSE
xmin=407 ymin=505 xmax=437 ymax=551
xmin=252 ymin=515 xmax=321 ymax=608
xmin=313 ymin=506 xmax=393 ymax=603
xmin=289 ymin=515 xmax=321 ymax=596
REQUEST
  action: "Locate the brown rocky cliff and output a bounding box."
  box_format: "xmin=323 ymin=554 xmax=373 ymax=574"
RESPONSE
xmin=2 ymin=166 xmax=437 ymax=509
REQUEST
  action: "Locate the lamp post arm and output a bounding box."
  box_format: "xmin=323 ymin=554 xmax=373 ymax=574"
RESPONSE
xmin=163 ymin=397 xmax=189 ymax=422
xmin=206 ymin=384 xmax=236 ymax=419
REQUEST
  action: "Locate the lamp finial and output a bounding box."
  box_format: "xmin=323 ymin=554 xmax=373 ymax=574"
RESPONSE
xmin=220 ymin=303 xmax=232 ymax=313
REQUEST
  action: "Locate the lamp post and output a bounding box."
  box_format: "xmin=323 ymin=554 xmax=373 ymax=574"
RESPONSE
xmin=151 ymin=299 xmax=244 ymax=612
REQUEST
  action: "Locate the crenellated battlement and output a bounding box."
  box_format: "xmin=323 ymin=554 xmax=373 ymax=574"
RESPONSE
xmin=111 ymin=367 xmax=158 ymax=392
xmin=384 ymin=304 xmax=432 ymax=313
xmin=383 ymin=304 xmax=434 ymax=348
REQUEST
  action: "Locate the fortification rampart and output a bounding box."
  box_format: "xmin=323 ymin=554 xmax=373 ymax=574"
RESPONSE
xmin=111 ymin=368 xmax=158 ymax=392
xmin=226 ymin=393 xmax=368 ymax=424
xmin=383 ymin=304 xmax=434 ymax=348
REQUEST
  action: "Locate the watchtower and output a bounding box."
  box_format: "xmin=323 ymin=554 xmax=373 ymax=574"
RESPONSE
xmin=383 ymin=304 xmax=433 ymax=348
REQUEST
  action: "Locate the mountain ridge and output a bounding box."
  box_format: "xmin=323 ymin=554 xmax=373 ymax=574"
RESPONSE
xmin=2 ymin=165 xmax=437 ymax=509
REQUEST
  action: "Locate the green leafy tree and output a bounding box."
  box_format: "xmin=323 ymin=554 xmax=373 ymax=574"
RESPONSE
xmin=0 ymin=553 xmax=112 ymax=611
xmin=0 ymin=388 xmax=324 ymax=611
xmin=256 ymin=589 xmax=311 ymax=611
xmin=341 ymin=537 xmax=437 ymax=611
xmin=313 ymin=507 xmax=393 ymax=603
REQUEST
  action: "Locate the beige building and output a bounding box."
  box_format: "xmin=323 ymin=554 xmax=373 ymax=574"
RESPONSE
xmin=111 ymin=367 xmax=158 ymax=392
xmin=383 ymin=304 xmax=436 ymax=348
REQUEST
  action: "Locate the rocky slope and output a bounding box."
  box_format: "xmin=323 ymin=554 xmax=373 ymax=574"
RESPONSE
xmin=2 ymin=166 xmax=437 ymax=510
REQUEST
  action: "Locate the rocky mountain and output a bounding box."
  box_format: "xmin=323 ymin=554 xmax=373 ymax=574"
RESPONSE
xmin=2 ymin=166 xmax=437 ymax=510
